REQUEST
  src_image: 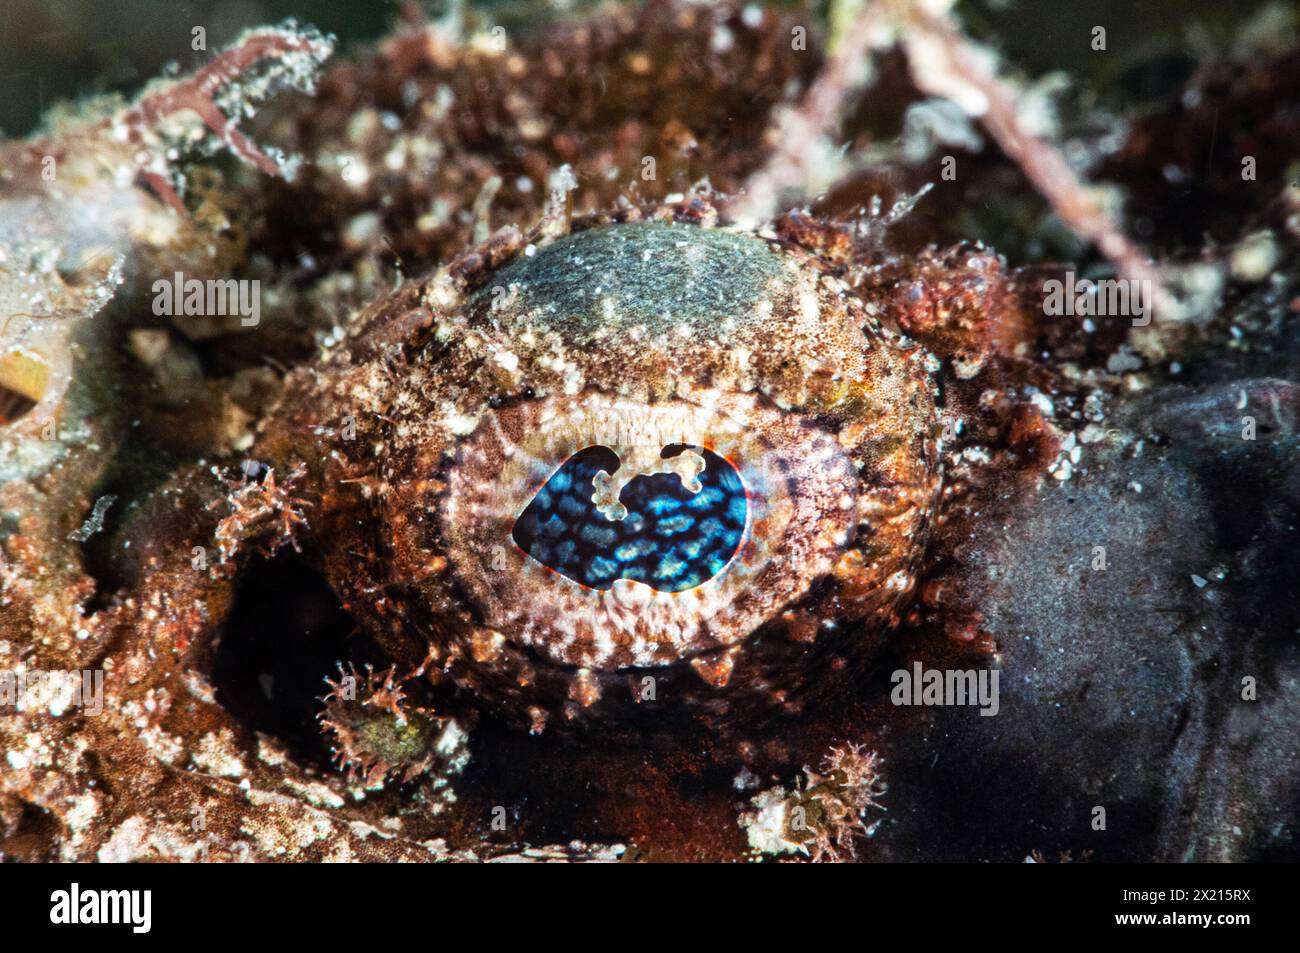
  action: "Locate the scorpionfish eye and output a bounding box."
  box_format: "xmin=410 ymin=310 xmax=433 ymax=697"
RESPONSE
xmin=381 ymin=219 xmax=941 ymax=729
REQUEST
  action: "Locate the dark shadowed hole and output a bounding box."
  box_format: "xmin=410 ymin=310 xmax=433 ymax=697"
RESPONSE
xmin=0 ymin=384 xmax=36 ymax=425
xmin=212 ymin=554 xmax=369 ymax=764
xmin=2 ymin=802 xmax=60 ymax=862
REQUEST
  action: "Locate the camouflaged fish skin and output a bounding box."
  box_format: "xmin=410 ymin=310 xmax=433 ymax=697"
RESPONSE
xmin=2 ymin=1 xmax=1298 ymax=863
xmin=252 ymin=212 xmax=942 ymax=734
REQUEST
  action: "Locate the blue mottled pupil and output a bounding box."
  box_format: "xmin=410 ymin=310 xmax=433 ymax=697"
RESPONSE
xmin=512 ymin=445 xmax=746 ymax=592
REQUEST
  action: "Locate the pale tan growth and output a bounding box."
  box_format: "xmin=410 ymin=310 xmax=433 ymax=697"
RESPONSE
xmin=739 ymin=742 xmax=884 ymax=862
xmin=318 ymin=664 xmax=469 ymax=790
xmin=209 ymin=462 xmax=312 ymax=565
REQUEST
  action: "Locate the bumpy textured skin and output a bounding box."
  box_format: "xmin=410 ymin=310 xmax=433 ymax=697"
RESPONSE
xmin=263 ymin=212 xmax=941 ymax=731
xmin=5 ymin=0 xmax=1295 ymax=863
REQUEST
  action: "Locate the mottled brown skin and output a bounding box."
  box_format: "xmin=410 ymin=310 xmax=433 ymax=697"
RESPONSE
xmin=254 ymin=2 xmax=818 ymax=275
xmin=0 ymin=2 xmax=1104 ymax=861
xmin=251 ymin=200 xmax=946 ymax=736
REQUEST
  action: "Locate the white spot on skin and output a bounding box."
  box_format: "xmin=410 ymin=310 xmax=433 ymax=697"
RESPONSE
xmin=798 ymin=292 xmax=820 ymax=325
xmin=443 ymin=412 xmax=480 ymax=436
xmin=283 ymin=778 xmax=346 ymax=809
xmin=192 ymin=728 xmax=247 ymax=778
xmin=1028 ymin=390 xmax=1055 ymax=418
xmin=886 ymin=571 xmax=913 ymax=591
xmin=740 ymin=786 xmax=805 ymax=856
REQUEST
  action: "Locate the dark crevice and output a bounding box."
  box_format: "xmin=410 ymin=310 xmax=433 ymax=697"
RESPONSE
xmin=0 ymin=384 xmax=37 ymax=426
xmin=211 ymin=554 xmax=380 ymax=766
xmin=1 ymin=802 xmax=59 ymax=863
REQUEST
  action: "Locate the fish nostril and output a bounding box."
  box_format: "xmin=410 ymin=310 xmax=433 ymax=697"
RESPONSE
xmin=0 ymin=348 xmax=48 ymax=426
xmin=512 ymin=444 xmax=747 ymax=592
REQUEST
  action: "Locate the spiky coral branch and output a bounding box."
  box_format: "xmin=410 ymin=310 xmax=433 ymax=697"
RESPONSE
xmin=730 ymin=0 xmax=1166 ymax=310
xmin=739 ymin=742 xmax=885 ymax=862
xmin=727 ymin=1 xmax=894 ymax=227
xmin=888 ymin=0 xmax=1167 ymax=303
xmin=319 ymin=664 xmax=469 ymax=789
xmin=111 ymin=22 xmax=334 ymax=211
